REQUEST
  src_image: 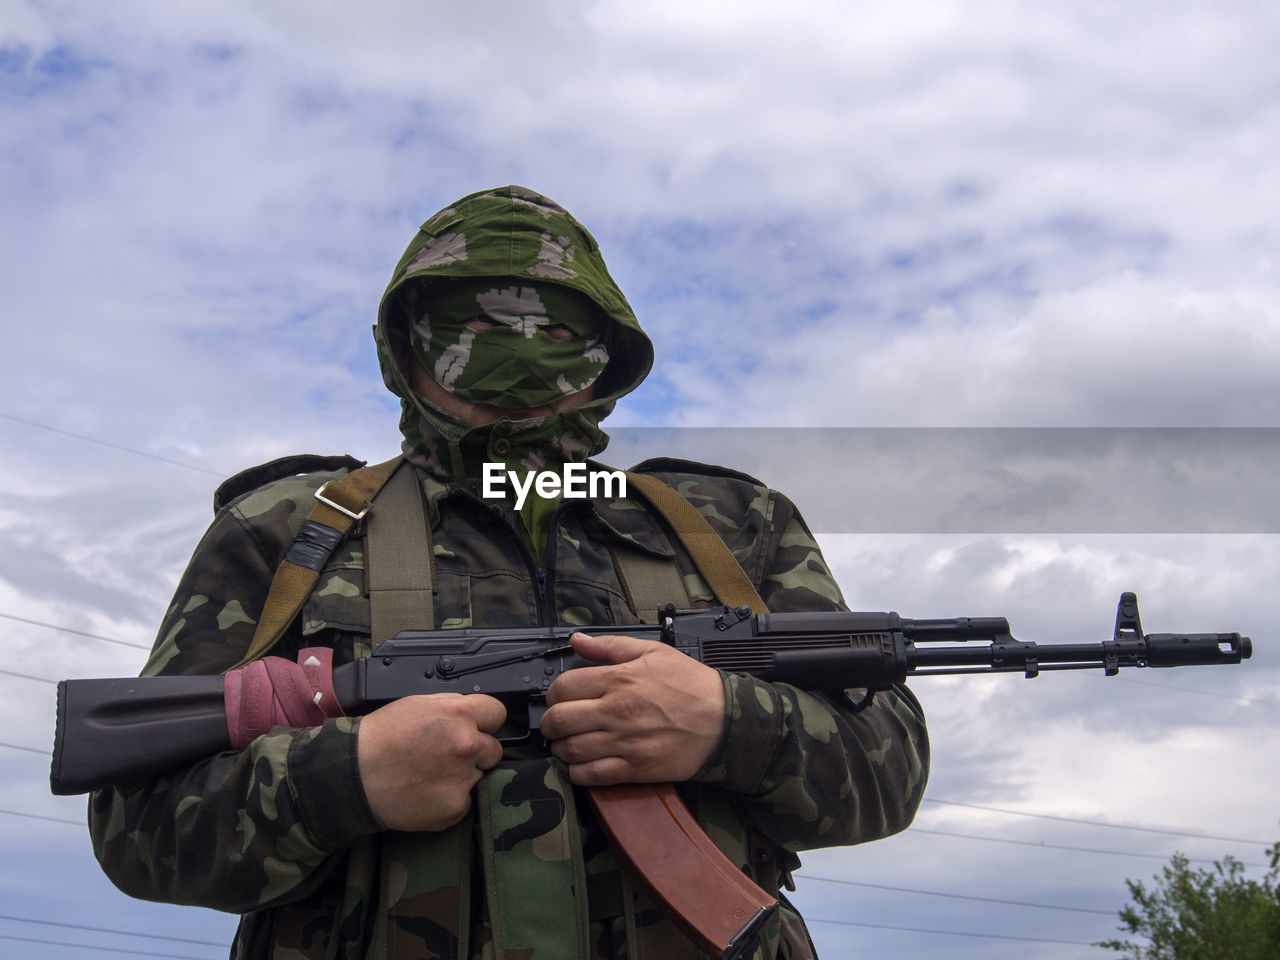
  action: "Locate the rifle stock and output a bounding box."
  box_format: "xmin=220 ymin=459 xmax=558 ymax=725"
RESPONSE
xmin=52 ymin=673 xmax=229 ymax=796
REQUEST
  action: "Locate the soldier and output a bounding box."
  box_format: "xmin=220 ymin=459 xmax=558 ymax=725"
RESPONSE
xmin=89 ymin=186 xmax=929 ymax=958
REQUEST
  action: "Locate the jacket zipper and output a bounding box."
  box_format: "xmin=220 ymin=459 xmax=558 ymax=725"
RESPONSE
xmin=484 ymin=498 xmax=560 ymax=627
xmin=534 ymin=566 xmax=552 ymax=625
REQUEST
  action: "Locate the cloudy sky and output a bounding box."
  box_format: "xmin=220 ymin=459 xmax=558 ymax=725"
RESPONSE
xmin=2 ymin=2 xmax=1276 ymax=958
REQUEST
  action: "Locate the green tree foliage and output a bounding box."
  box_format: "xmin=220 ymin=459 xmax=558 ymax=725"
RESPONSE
xmin=1099 ymin=843 xmax=1280 ymax=959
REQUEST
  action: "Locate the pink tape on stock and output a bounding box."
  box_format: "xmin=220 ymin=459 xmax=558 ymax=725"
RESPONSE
xmin=224 ymin=647 xmax=345 ymax=748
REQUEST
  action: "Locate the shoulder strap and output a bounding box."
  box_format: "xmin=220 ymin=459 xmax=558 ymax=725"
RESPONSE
xmin=229 ymin=455 xmax=404 ymax=670
xmin=364 ymin=460 xmax=437 ymax=645
xmin=623 ymin=472 xmax=767 ymax=615
xmin=608 ymin=545 xmax=692 ymax=624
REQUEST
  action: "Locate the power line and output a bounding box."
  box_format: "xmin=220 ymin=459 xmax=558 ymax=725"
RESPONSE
xmin=0 ymin=807 xmax=82 ymax=827
xmin=0 ymin=411 xmax=224 ymax=477
xmin=804 ymin=916 xmax=1096 ymax=946
xmin=14 ymin=809 xmax=1264 ymax=866
xmin=1117 ymin=674 xmax=1280 ymax=707
xmin=911 ymin=827 xmax=1269 ymax=868
xmin=0 ymin=912 xmax=225 ymax=948
xmin=0 ymin=740 xmax=49 ymax=755
xmin=924 ymin=797 xmax=1270 ymax=845
xmin=0 ymin=933 xmax=219 ymax=960
xmin=0 ymin=666 xmax=57 ymax=685
xmin=0 ymin=611 xmax=152 ymax=650
xmin=798 ymin=875 xmax=1114 ymax=915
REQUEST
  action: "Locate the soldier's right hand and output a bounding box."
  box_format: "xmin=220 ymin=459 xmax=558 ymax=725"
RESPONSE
xmin=356 ymin=693 xmax=507 ymax=832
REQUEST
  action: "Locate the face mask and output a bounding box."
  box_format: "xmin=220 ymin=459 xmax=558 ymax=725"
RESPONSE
xmin=408 ymin=280 xmax=609 ymax=410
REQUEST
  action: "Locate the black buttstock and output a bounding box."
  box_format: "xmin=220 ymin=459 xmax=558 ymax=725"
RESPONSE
xmin=51 ymin=675 xmax=231 ymax=795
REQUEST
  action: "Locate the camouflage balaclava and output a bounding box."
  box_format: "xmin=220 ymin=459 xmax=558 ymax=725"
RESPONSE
xmin=404 ymin=279 xmax=610 ymax=410
xmin=375 ymin=186 xmax=653 ymax=555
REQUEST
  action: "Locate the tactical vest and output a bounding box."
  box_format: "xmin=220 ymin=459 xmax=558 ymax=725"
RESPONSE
xmin=228 ymin=455 xmax=803 ymax=960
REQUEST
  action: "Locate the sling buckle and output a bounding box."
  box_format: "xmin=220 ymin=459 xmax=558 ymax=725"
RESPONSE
xmin=314 ymin=481 xmax=372 ymax=520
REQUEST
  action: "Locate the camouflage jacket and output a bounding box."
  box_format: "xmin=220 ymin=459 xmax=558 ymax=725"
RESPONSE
xmin=89 ymin=456 xmax=930 ymax=960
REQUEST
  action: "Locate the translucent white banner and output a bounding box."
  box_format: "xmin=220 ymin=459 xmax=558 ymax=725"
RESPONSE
xmin=603 ymin=428 xmax=1279 ymax=533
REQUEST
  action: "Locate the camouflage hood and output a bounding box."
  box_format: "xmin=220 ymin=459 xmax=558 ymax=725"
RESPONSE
xmin=375 ymin=186 xmax=653 ymax=484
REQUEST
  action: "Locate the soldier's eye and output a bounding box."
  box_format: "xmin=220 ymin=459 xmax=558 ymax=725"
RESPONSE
xmin=464 ymin=317 xmax=496 ymax=332
xmin=545 ymin=324 xmax=575 ymax=341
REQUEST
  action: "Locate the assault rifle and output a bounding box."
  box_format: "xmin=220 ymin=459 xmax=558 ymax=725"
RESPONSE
xmin=51 ymin=593 xmax=1251 ymax=960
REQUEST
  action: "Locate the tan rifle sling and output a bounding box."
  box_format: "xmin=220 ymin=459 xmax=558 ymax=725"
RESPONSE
xmin=229 ymin=455 xmax=404 ymax=670
xmin=622 ymin=472 xmax=767 ymax=615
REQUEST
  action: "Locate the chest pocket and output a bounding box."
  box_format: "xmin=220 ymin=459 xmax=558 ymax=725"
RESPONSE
xmin=300 ymin=539 xmax=368 ymax=636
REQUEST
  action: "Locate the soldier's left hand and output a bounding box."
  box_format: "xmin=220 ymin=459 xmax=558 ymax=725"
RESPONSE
xmin=540 ymin=632 xmax=726 ymax=786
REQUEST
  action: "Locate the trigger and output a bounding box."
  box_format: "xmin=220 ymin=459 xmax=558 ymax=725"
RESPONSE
xmin=527 ymin=698 xmax=548 ymax=732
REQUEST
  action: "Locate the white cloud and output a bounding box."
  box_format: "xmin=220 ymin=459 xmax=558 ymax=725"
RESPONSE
xmin=0 ymin=0 xmax=58 ymax=55
xmin=664 ymin=274 xmax=1280 ymax=426
xmin=3 ymin=3 xmax=1278 ymax=956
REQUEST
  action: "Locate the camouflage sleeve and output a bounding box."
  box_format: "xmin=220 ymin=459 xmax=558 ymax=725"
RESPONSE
xmin=88 ymin=489 xmax=382 ymax=912
xmin=691 ymin=495 xmax=930 ymax=853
